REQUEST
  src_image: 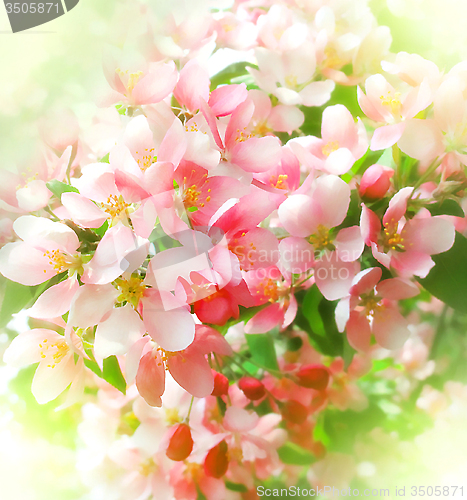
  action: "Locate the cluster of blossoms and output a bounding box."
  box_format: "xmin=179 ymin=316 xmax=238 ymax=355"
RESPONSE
xmin=1 ymin=0 xmax=467 ymax=498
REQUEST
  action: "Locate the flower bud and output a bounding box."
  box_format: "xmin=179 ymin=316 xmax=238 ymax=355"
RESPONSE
xmin=204 ymin=440 xmax=229 ymax=478
xmin=359 ymin=164 xmax=394 ymax=200
xmin=166 ymin=423 xmax=194 ymax=461
xmin=296 ymin=364 xmax=330 ymax=391
xmin=238 ymin=377 xmax=266 ymax=401
xmin=211 ymin=370 xmax=229 ymax=397
xmin=281 ymin=400 xmax=308 ymax=425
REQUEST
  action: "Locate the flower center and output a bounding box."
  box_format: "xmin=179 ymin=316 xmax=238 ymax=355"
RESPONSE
xmin=322 ymin=140 xmax=340 ymax=157
xmin=135 ymin=148 xmax=156 ymax=172
xmin=256 ymin=278 xmax=280 ymax=303
xmin=101 ymin=194 xmax=130 ymax=219
xmin=139 ymin=458 xmax=157 ymax=477
xmin=39 ymin=338 xmax=69 ymax=368
xmin=116 ymin=68 xmax=144 ymax=93
xmin=383 ymin=222 xmax=405 ymax=251
xmin=380 ymin=90 xmax=402 ymax=117
xmin=359 ymin=293 xmax=384 ymax=317
xmin=235 ymin=127 xmax=254 ymax=143
xmin=309 ymin=225 xmax=335 ymax=252
xmin=323 ymin=47 xmax=342 ymax=69
xmin=43 ymin=249 xmax=80 ymax=275
xmin=285 ymin=75 xmax=298 ymax=88
xmin=115 ymin=275 xmax=146 ymax=307
xmin=165 ymin=408 xmax=183 ymax=426
xmin=270 ymin=174 xmax=289 ymax=190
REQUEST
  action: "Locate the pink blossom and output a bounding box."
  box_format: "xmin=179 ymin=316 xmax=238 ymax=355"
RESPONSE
xmin=289 ymin=104 xmax=368 ymax=175
xmin=335 ymin=267 xmax=419 ymax=350
xmin=358 ymin=74 xmax=432 ymax=150
xmin=4 ymin=328 xmax=85 ymax=405
xmin=361 ymin=188 xmax=456 ymax=277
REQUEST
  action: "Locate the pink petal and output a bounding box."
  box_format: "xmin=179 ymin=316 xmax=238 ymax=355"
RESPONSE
xmin=321 ymin=104 xmax=358 ymax=147
xmin=32 ymin=353 xmax=77 ymax=404
xmin=370 ymin=122 xmax=406 ymax=151
xmin=278 ymin=194 xmax=321 ymax=237
xmin=268 ymin=105 xmax=304 ymax=133
xmin=61 ymin=192 xmax=107 ymax=228
xmin=209 ymin=83 xmax=248 ymax=117
xmin=360 ymin=205 xmax=381 ymax=246
xmin=383 ymin=187 xmax=413 ymax=226
xmin=199 ymin=99 xmax=224 ymax=150
xmin=299 ymin=80 xmax=335 ymax=107
xmin=174 ymin=60 xmax=210 ymax=113
xmin=223 ymin=406 xmax=259 ymax=433
xmin=373 ymin=304 xmax=410 ymax=350
xmin=168 ymin=350 xmax=214 ymax=398
xmin=402 ymin=216 xmax=455 ymax=255
xmin=192 ymin=324 xmax=233 ymax=356
xmin=95 ymin=304 xmax=145 ymax=358
xmin=114 ymin=170 xmax=150 ymax=203
xmin=279 ymin=237 xmax=314 ymax=274
xmin=350 ymin=267 xmax=382 ymax=297
xmin=346 ymin=311 xmax=371 ymax=351
xmin=245 ymin=303 xmax=284 ymax=334
xmin=16 ymin=180 xmax=51 ymax=212
xmin=3 ymin=329 xmax=58 ymax=367
xmin=334 ymin=226 xmax=364 ymax=262
xmin=142 ymin=290 xmax=195 ymax=352
xmin=13 ymin=215 xmax=79 ymax=253
xmin=230 ymin=136 xmax=282 ymax=173
xmin=131 ymin=61 xmax=178 ymax=105
xmin=0 ymin=242 xmax=57 ymax=285
xmin=312 ymin=175 xmax=350 ymax=228
xmin=376 ymin=278 xmax=419 ymax=300
xmin=398 ymin=119 xmax=444 ymax=163
xmin=28 ymin=277 xmax=79 ymax=319
xmin=136 ymin=350 xmax=165 ymax=407
xmin=357 ymin=86 xmax=385 ymax=122
xmin=324 ymin=148 xmax=355 ymax=175
xmin=158 ymin=118 xmax=187 ymax=167
xmin=314 ymin=252 xmax=360 ymax=301
xmin=68 ymin=284 xmax=118 ymax=328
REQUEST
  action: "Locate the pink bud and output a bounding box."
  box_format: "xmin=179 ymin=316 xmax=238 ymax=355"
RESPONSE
xmin=359 ymin=164 xmax=394 ymax=200
xmin=281 ymin=400 xmax=308 ymax=425
xmin=211 ymin=370 xmax=229 ymax=397
xmin=166 ymin=423 xmax=194 ymax=461
xmin=238 ymin=377 xmax=266 ymax=401
xmin=296 ymin=364 xmax=330 ymax=391
xmin=204 ymin=440 xmax=229 ymax=478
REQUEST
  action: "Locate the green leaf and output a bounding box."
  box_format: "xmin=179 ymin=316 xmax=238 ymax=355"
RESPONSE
xmin=93 ymin=220 xmax=109 ymax=238
xmin=102 ymin=356 xmax=126 ymax=394
xmin=225 ymin=482 xmax=248 ymax=493
xmin=246 ymin=332 xmax=279 ymax=371
xmin=46 ymin=179 xmax=79 ymax=200
xmin=418 ymin=231 xmax=467 ymax=311
xmin=0 ymin=279 xmax=38 ymax=328
xmin=99 ymin=152 xmax=110 ymax=163
xmin=210 ymin=62 xmax=258 ymax=90
xmin=313 ymin=414 xmax=331 ymax=447
xmin=277 ymin=442 xmax=317 ymax=465
xmin=294 ymin=287 xmax=343 ymax=356
xmin=84 ymin=358 xmax=103 ymax=377
xmin=426 ymin=199 xmax=464 ymax=217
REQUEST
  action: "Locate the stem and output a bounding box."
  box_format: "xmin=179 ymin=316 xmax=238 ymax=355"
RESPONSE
xmin=409 ymin=160 xmax=440 ymax=199
xmin=185 ymin=396 xmax=195 ymax=423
